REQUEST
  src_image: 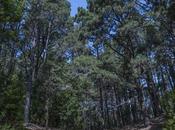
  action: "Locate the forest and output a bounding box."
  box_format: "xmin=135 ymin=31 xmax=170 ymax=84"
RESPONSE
xmin=0 ymin=0 xmax=175 ymax=130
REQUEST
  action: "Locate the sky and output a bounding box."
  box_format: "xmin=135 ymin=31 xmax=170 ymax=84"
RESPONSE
xmin=69 ymin=0 xmax=87 ymax=16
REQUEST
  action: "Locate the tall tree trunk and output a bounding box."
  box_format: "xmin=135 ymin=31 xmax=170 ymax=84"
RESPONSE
xmin=24 ymin=69 xmax=35 ymax=124
xmin=98 ymin=80 xmax=104 ymax=122
xmin=111 ymin=93 xmax=117 ymax=127
xmin=169 ymin=65 xmax=175 ymax=88
xmin=160 ymin=66 xmax=167 ymax=91
xmin=165 ymin=66 xmax=174 ymax=90
xmin=104 ymin=85 xmax=110 ymax=128
xmin=24 ymin=78 xmax=32 ymax=124
xmin=113 ymin=85 xmax=123 ymax=127
xmin=146 ymin=72 xmax=161 ymax=117
xmin=135 ymin=81 xmax=144 ymax=121
xmin=45 ymin=98 xmax=49 ymax=130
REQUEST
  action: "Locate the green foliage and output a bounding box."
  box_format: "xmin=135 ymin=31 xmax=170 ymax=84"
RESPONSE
xmin=57 ymin=90 xmax=83 ymax=130
xmin=0 ymin=124 xmax=26 ymax=130
xmin=0 ymin=124 xmax=15 ymax=130
xmin=0 ymin=73 xmax=24 ymax=125
xmin=162 ymin=90 xmax=175 ymax=129
xmin=168 ymin=2 xmax=175 ymax=21
xmin=0 ymin=0 xmax=24 ymax=22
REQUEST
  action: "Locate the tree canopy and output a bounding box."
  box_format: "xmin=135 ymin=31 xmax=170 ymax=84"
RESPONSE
xmin=0 ymin=0 xmax=175 ymax=130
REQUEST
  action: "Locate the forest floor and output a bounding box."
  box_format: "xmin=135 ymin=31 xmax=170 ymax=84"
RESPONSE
xmin=116 ymin=115 xmax=165 ymax=130
xmin=24 ymin=116 xmax=165 ymax=130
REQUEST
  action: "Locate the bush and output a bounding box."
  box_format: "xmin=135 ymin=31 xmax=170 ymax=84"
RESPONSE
xmin=0 ymin=73 xmax=25 ymax=128
xmin=162 ymin=90 xmax=175 ymax=130
xmin=0 ymin=124 xmax=15 ymax=130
